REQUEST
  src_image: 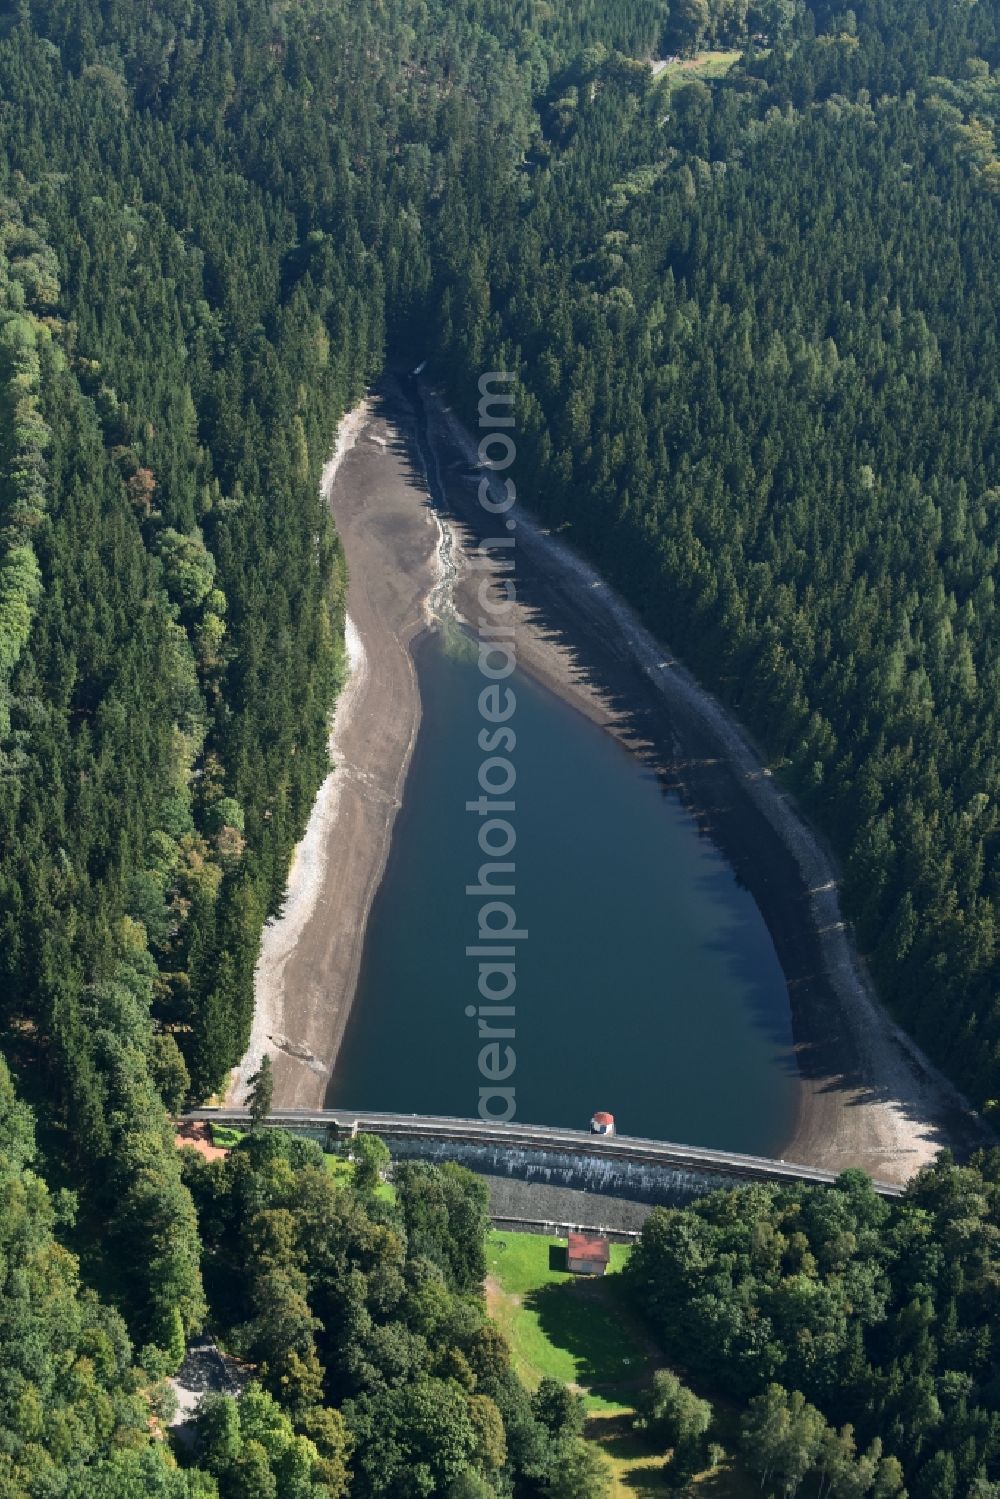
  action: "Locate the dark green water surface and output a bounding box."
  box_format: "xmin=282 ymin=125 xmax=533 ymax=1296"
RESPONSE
xmin=326 ymin=629 xmax=797 ymax=1153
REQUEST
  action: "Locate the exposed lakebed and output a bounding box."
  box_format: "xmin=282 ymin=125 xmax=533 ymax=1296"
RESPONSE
xmin=326 ymin=626 xmax=798 ymax=1155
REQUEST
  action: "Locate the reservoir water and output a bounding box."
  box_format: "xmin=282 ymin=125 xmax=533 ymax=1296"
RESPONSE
xmin=326 ymin=628 xmax=798 ymax=1155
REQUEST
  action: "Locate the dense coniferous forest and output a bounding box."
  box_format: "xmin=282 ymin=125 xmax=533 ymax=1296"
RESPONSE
xmin=0 ymin=0 xmax=999 ymax=1491
xmin=432 ymin=0 xmax=1000 ymax=1114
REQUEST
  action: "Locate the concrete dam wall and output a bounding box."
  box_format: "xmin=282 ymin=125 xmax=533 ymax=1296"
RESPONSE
xmin=184 ymin=1110 xmax=904 ymax=1212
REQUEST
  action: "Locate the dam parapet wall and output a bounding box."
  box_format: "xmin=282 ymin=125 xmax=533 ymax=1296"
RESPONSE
xmin=183 ymin=1109 xmax=904 ymax=1206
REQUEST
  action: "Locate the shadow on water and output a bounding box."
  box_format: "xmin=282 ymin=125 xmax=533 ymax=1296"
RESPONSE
xmin=693 ymin=860 xmax=804 ymax=1070
xmin=325 ymin=374 xmax=963 ymax=1160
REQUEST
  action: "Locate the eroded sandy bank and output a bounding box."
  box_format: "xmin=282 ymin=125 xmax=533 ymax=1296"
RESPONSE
xmin=229 ymin=393 xmax=439 ymax=1107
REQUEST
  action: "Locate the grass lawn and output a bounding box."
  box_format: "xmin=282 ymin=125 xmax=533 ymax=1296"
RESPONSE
xmin=588 ymin=1411 xmax=758 ymax=1499
xmin=322 ymin=1153 xmax=355 ymax=1184
xmin=654 ymin=49 xmax=744 ymax=85
xmin=323 ymin=1151 xmax=396 ymax=1202
xmin=486 ymin=1231 xmax=756 ymax=1497
xmin=485 ymin=1231 xmax=649 ymax=1413
xmin=586 ymin=1414 xmax=672 ymax=1497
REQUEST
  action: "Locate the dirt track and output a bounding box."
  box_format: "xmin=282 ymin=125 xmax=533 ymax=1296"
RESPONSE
xmin=244 ymin=373 xmax=982 ymax=1182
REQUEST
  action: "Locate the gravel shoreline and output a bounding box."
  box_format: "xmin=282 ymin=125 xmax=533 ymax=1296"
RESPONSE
xmin=228 ymin=397 xmax=405 ymax=1107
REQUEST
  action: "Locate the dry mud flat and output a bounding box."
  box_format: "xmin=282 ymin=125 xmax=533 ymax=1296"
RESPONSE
xmin=235 ymin=373 xmax=982 ymax=1184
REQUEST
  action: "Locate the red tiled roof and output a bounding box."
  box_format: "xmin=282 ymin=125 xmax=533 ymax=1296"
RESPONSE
xmin=567 ymin=1233 xmax=611 ymax=1262
xmin=591 ymin=1111 xmax=614 ymax=1125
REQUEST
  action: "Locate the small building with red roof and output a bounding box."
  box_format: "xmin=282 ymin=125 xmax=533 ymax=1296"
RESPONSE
xmin=566 ymin=1233 xmax=611 ymax=1276
xmin=590 ymin=1111 xmax=615 ymax=1135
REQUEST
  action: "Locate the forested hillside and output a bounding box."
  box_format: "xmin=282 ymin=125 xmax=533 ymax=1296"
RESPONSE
xmin=626 ymin=1149 xmax=1000 ymax=1498
xmin=432 ymin=0 xmax=1000 ymax=1111
xmin=0 ymin=0 xmax=679 ymax=1480
xmin=0 ymin=0 xmax=682 ymax=1138
xmin=1 ymin=0 xmax=999 ymax=1491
